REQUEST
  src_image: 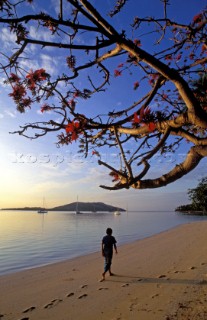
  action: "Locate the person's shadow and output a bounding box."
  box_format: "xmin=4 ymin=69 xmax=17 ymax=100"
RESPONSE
xmin=107 ymin=273 xmax=207 ymax=286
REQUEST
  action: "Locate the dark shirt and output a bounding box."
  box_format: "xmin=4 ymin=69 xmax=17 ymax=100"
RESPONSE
xmin=102 ymin=235 xmax=117 ymax=257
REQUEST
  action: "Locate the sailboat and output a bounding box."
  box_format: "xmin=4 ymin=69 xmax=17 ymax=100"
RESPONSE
xmin=37 ymin=197 xmax=48 ymax=214
xmin=91 ymin=203 xmax=97 ymax=213
xmin=114 ymin=208 xmax=121 ymax=215
xmin=75 ymin=196 xmax=82 ymax=214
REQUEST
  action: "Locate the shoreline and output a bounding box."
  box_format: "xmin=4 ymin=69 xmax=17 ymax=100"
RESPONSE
xmin=1 ymin=221 xmax=207 ymax=319
xmin=0 ymin=221 xmax=187 ymax=278
xmin=0 ymin=223 xmax=176 ymax=277
xmin=0 ymin=213 xmax=186 ymax=277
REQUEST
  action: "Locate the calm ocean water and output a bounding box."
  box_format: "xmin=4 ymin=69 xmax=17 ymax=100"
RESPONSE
xmin=1 ymin=210 xmax=207 ymax=276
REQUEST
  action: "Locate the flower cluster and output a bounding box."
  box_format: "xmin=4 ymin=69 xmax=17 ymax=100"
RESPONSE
xmin=26 ymin=69 xmax=47 ymax=91
xmin=40 ymin=104 xmax=52 ymax=113
xmin=65 ymin=120 xmax=81 ymax=142
xmin=8 ymin=69 xmax=48 ymax=112
xmin=133 ymin=106 xmax=156 ymax=132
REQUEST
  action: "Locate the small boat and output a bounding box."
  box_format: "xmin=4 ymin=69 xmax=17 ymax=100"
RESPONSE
xmin=76 ymin=196 xmax=82 ymax=214
xmin=38 ymin=197 xmax=48 ymax=214
xmin=114 ymin=210 xmax=121 ymax=215
xmin=38 ymin=209 xmax=48 ymax=214
xmin=91 ymin=204 xmax=97 ymax=213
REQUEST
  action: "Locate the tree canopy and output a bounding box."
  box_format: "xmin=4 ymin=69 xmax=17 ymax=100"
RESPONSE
xmin=188 ymin=177 xmax=207 ymax=213
xmin=0 ymin=0 xmax=207 ymax=191
xmin=176 ymin=177 xmax=207 ymax=213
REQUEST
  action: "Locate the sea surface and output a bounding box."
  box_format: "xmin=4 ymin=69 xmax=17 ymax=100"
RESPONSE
xmin=1 ymin=210 xmax=207 ymax=276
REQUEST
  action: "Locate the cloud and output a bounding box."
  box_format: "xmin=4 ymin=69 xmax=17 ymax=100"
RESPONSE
xmin=19 ymin=58 xmax=40 ymax=71
xmin=0 ymin=77 xmax=8 ymax=88
xmin=51 ymin=0 xmax=72 ymax=17
xmin=4 ymin=110 xmax=16 ymax=118
xmin=18 ymin=52 xmax=58 ymax=77
xmin=69 ymin=166 xmax=107 ymax=186
xmin=40 ymin=53 xmax=58 ymax=75
xmin=0 ymin=28 xmax=16 ymax=48
xmin=29 ymin=25 xmax=54 ymax=42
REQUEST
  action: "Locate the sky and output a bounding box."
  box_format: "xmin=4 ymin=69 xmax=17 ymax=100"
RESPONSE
xmin=0 ymin=0 xmax=206 ymax=211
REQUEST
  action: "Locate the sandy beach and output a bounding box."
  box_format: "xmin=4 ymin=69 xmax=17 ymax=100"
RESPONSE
xmin=1 ymin=221 xmax=207 ymax=320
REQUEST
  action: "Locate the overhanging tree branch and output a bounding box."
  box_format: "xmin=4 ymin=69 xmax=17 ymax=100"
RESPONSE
xmin=0 ymin=0 xmax=206 ymax=191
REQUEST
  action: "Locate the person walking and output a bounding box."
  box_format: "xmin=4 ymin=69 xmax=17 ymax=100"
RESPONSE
xmin=100 ymin=227 xmax=118 ymax=282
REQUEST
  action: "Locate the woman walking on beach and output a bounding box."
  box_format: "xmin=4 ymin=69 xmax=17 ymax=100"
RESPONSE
xmin=100 ymin=228 xmax=118 ymax=281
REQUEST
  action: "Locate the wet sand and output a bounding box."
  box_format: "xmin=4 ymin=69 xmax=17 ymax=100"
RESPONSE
xmin=1 ymin=221 xmax=207 ymax=319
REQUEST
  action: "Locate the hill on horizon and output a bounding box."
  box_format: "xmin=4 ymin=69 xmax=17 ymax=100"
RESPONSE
xmin=1 ymin=202 xmax=125 ymax=212
xmin=51 ymin=202 xmax=125 ymax=212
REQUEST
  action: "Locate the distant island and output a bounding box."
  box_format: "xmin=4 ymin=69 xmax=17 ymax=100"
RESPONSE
xmin=175 ymin=204 xmax=205 ymax=216
xmin=1 ymin=202 xmax=126 ymax=212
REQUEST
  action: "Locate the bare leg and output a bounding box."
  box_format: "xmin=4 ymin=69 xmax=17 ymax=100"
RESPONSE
xmin=109 ymin=267 xmax=114 ymax=276
xmin=99 ymin=272 xmax=105 ymax=282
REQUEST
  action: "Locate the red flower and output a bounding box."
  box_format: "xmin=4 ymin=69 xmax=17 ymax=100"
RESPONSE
xmin=9 ymin=85 xmax=26 ymax=101
xmin=133 ymin=106 xmax=152 ymax=124
xmin=73 ymin=90 xmax=81 ymax=98
xmin=140 ymin=106 xmax=150 ymax=119
xmin=114 ymin=69 xmax=122 ymax=77
xmin=162 ymin=94 xmax=168 ymax=100
xmin=65 ymin=120 xmax=80 ymax=141
xmin=147 ymin=122 xmax=156 ymax=132
xmin=109 ymin=171 xmax=119 ymax=182
xmin=21 ymin=97 xmax=32 ymax=108
xmin=9 ymin=73 xmax=20 ymax=83
xmin=189 ymin=53 xmax=195 ymax=60
xmin=92 ymin=150 xmax=100 ymax=156
xmin=133 ymin=112 xmax=140 ymax=124
xmin=175 ymin=54 xmax=182 ymax=61
xmin=68 ymin=98 xmax=76 ymax=110
xmin=193 ymin=13 xmax=203 ymax=24
xmin=65 ymin=121 xmax=80 ymax=133
xmin=26 ymin=68 xmax=47 ymax=90
xmin=165 ymin=55 xmax=172 ymax=61
xmin=133 ymin=81 xmax=139 ymax=90
xmin=28 ymin=80 xmax=36 ymax=91
xmin=133 ymin=39 xmax=141 ymax=47
xmin=40 ymin=104 xmax=52 ymax=113
xmin=148 ymin=74 xmax=158 ymax=85
xmin=201 ymin=44 xmax=207 ymax=54
xmin=26 ymin=68 xmax=47 ymax=81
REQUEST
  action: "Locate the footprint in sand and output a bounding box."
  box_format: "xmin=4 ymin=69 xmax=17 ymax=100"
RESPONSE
xmin=151 ymin=293 xmax=159 ymax=299
xmin=44 ymin=299 xmax=63 ymax=309
xmin=22 ymin=306 xmax=36 ymax=313
xmin=98 ymin=287 xmax=109 ymax=291
xmin=129 ymin=299 xmax=138 ymax=312
xmin=78 ymin=294 xmax=88 ymax=299
xmin=0 ymin=315 xmax=4 ymax=318
xmin=158 ymin=275 xmax=166 ymax=279
xmin=121 ymin=283 xmax=129 ymax=287
xmin=66 ymin=292 xmax=75 ymax=297
xmin=20 ymin=318 xmax=29 ymax=320
xmin=80 ymin=284 xmax=88 ymax=289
